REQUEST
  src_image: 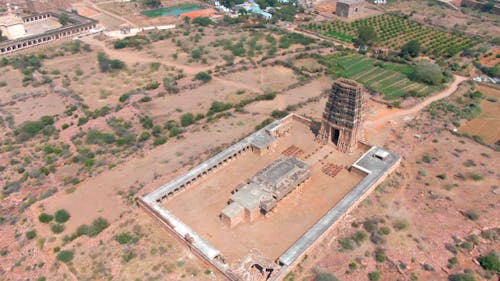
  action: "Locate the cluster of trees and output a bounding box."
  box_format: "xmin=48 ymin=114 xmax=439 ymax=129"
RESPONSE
xmin=401 ymin=40 xmax=421 ymax=58
xmin=410 ymin=60 xmax=444 ymax=85
xmin=97 ymin=52 xmax=125 ymax=72
xmin=142 ymin=0 xmax=161 ymax=8
xmin=354 ymin=26 xmax=377 ymax=47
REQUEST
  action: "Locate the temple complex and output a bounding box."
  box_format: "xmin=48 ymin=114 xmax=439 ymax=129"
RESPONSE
xmin=318 ymin=78 xmax=364 ymax=153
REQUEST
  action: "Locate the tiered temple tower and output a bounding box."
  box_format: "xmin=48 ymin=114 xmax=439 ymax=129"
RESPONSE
xmin=318 ymin=78 xmax=364 ymax=153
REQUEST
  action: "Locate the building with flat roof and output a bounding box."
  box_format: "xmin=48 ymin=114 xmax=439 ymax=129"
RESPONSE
xmin=336 ymin=0 xmax=366 ymax=18
xmin=220 ymin=156 xmax=311 ymax=228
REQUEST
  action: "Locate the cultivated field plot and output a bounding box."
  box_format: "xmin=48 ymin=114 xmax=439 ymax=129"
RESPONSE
xmin=322 ymin=54 xmax=438 ymax=99
xmin=303 ymin=14 xmax=477 ymax=58
xmin=163 ymin=121 xmax=364 ymax=262
xmin=460 ymin=85 xmax=500 ymax=145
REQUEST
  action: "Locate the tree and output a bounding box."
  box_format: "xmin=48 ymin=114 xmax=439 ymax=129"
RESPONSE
xmin=142 ymin=0 xmax=161 ymax=8
xmin=368 ymin=271 xmax=381 ymax=281
xmin=58 ymin=13 xmax=69 ymax=25
xmin=478 ymin=252 xmax=500 ymax=271
xmin=194 ymin=72 xmax=212 ymax=83
xmin=192 ymin=17 xmax=212 ymax=26
xmin=481 ymin=0 xmax=494 ymax=12
xmin=355 ymin=26 xmax=377 ymax=47
xmin=410 ymin=60 xmax=444 ymax=85
xmin=275 ymin=5 xmax=296 ymax=21
xmin=26 ymin=230 xmax=37 ymax=240
xmin=180 ymin=113 xmax=195 ymax=127
xmin=55 ymin=209 xmax=70 ymax=223
xmin=401 ymin=40 xmax=421 ymax=58
xmin=56 ymin=250 xmax=74 ymax=263
xmin=97 ymin=52 xmax=109 ymax=72
xmin=38 ymin=213 xmax=53 ymax=223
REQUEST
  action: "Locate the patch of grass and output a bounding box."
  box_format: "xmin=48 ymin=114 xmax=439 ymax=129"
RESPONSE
xmin=393 ymin=219 xmax=408 ymax=231
xmin=468 ymin=173 xmax=483 ymax=181
xmin=378 ymin=226 xmax=391 ymax=235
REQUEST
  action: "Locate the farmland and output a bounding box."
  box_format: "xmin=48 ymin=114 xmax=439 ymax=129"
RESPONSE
xmin=303 ymin=14 xmax=478 ymax=58
xmin=321 ymin=53 xmax=440 ymax=100
xmin=460 ymin=84 xmax=500 ymax=145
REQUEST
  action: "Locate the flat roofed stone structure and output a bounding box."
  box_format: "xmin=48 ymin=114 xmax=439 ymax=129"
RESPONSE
xmin=336 ymin=0 xmax=366 ymax=18
xmin=220 ymin=156 xmax=311 ymax=228
xmin=318 ymin=78 xmax=364 ymax=153
xmin=0 ymin=11 xmax=97 ymax=55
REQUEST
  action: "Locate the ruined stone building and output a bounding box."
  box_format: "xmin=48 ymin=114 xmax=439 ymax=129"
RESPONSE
xmin=318 ymin=78 xmax=364 ymax=153
xmin=336 ymin=0 xmax=366 ymax=18
xmin=220 ymin=157 xmax=311 ymax=228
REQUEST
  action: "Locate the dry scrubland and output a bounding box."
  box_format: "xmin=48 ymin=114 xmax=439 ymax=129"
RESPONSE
xmin=0 ymin=7 xmax=498 ymax=281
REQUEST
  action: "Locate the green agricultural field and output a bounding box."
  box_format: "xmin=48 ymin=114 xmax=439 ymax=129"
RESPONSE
xmin=303 ymin=14 xmax=478 ymax=59
xmin=321 ymin=54 xmax=440 ymax=100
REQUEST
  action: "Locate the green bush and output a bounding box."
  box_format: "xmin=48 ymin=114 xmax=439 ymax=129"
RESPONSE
xmin=26 ymin=230 xmax=37 ymax=240
xmin=144 ymin=81 xmax=160 ymax=90
xmin=374 ymin=248 xmax=387 ymax=262
xmin=207 ymin=101 xmax=232 ymax=116
xmin=410 ymin=60 xmax=444 ymax=85
xmin=38 ymin=213 xmax=53 ymax=223
xmin=378 ymin=226 xmax=391 ymax=235
xmin=51 ymin=224 xmax=65 ymax=234
xmin=115 ymin=232 xmax=138 ymax=244
xmin=54 ymin=209 xmax=70 ymax=223
xmin=194 ymin=72 xmax=212 ymax=83
xmin=339 ymin=237 xmax=355 ymax=250
xmin=56 ymin=250 xmax=74 ymax=263
xmin=72 ymin=217 xmax=109 ymax=240
xmin=192 ymin=17 xmax=212 ymax=26
xmin=138 ymin=131 xmax=151 ymax=142
xmin=255 ymin=118 xmax=274 ymax=130
xmin=180 ymin=113 xmax=195 ymax=127
xmin=271 ymin=110 xmax=289 ymax=119
xmin=368 ymin=271 xmax=381 ymax=281
xmin=153 ymin=136 xmax=167 ymax=146
xmin=139 ymin=96 xmax=152 ymax=103
xmin=119 ymin=93 xmax=130 ymax=102
xmin=478 ymin=252 xmax=500 ymax=271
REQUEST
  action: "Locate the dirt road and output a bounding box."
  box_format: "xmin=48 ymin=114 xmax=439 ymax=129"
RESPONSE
xmin=365 ymin=75 xmax=468 ymax=129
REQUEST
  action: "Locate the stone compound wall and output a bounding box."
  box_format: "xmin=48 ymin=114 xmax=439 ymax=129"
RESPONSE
xmin=0 ymin=11 xmax=97 ymax=55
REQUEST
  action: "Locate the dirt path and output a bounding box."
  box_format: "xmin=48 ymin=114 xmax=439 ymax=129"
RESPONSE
xmin=85 ymin=0 xmax=138 ymax=28
xmin=365 ymin=75 xmax=468 ymax=129
xmin=212 ymin=76 xmax=263 ymax=93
